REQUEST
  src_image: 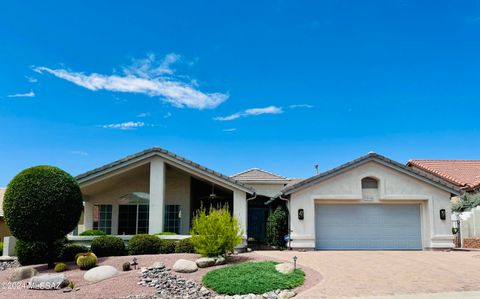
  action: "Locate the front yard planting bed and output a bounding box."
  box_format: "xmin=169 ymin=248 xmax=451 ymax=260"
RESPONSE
xmin=202 ymin=261 xmax=305 ymax=295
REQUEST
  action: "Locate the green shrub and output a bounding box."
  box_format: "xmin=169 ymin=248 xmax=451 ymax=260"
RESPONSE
xmin=175 ymin=238 xmax=195 ymax=253
xmin=76 ymin=252 xmax=97 ymax=270
xmin=190 ymin=205 xmax=243 ymax=257
xmin=266 ymin=207 xmax=288 ymax=248
xmin=79 ymin=230 xmax=106 ymax=236
xmin=59 ymin=243 xmax=89 ymax=262
xmin=0 ymin=241 xmax=3 ymax=253
xmin=4 ymin=166 xmax=83 ymax=268
xmin=155 ymin=232 xmax=177 ymax=235
xmin=202 ymin=261 xmax=305 ymax=295
xmin=452 ymin=192 xmax=480 ymax=212
xmin=122 ymin=261 xmax=131 ymax=271
xmin=159 ymin=239 xmax=176 ymax=254
xmin=54 ymin=262 xmax=67 ymax=272
xmin=15 ymin=239 xmax=65 ymax=266
xmin=91 ymin=236 xmax=125 ymax=257
xmin=128 ymin=234 xmax=162 ymax=255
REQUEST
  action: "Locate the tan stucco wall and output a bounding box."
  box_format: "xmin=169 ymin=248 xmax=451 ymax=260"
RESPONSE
xmin=290 ymin=161 xmax=453 ymax=249
xmin=82 ymin=164 xmax=192 ymax=235
xmin=0 ymin=218 xmax=11 ymax=239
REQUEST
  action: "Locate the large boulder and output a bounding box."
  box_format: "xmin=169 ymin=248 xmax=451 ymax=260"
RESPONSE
xmin=29 ymin=273 xmax=69 ymax=290
xmin=215 ymin=256 xmax=226 ymax=265
xmin=275 ymin=263 xmax=295 ymax=274
xmin=9 ymin=266 xmax=38 ymax=282
xmin=84 ymin=265 xmax=118 ymax=282
xmin=195 ymin=257 xmax=216 ymax=268
xmin=173 ymin=259 xmax=198 ymax=273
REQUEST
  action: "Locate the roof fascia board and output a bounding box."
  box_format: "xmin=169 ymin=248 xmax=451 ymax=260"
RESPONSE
xmin=283 ymin=155 xmax=460 ymax=196
xmin=77 ymin=151 xmax=253 ymax=193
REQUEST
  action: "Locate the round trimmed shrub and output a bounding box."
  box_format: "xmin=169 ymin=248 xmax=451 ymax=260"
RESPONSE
xmin=4 ymin=166 xmax=83 ymax=268
xmin=15 ymin=239 xmax=65 ymax=266
xmin=159 ymin=239 xmax=176 ymax=254
xmin=59 ymin=243 xmax=89 ymax=262
xmin=54 ymin=262 xmax=67 ymax=272
xmin=91 ymin=236 xmax=126 ymax=257
xmin=79 ymin=230 xmax=106 ymax=236
xmin=128 ymin=234 xmax=161 ymax=255
xmin=175 ymin=238 xmax=195 ymax=253
xmin=76 ymin=252 xmax=97 ymax=270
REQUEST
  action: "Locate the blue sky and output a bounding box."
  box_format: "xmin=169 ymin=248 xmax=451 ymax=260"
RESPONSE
xmin=1 ymin=1 xmax=480 ymax=186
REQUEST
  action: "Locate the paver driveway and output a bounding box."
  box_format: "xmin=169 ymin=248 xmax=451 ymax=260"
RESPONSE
xmin=256 ymin=250 xmax=480 ymax=298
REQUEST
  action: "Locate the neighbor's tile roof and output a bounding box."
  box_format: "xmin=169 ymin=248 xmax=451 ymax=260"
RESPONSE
xmin=231 ymin=168 xmax=288 ymax=181
xmin=407 ymin=160 xmax=480 ymax=190
xmin=0 ymin=188 xmax=5 ymax=217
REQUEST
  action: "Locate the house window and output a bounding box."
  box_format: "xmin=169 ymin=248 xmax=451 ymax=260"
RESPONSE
xmin=361 ymin=177 xmax=378 ymax=189
xmin=164 ymin=205 xmax=181 ymax=234
xmin=118 ymin=204 xmax=149 ymax=235
xmin=93 ymin=204 xmax=112 ymax=234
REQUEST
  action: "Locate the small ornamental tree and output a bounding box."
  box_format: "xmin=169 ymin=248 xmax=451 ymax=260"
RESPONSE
xmin=266 ymin=206 xmax=288 ymax=248
xmin=3 ymin=166 xmax=83 ymax=268
xmin=190 ymin=205 xmax=243 ymax=257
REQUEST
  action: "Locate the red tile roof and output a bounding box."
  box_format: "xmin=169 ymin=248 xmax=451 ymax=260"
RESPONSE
xmin=407 ymin=160 xmax=480 ymax=190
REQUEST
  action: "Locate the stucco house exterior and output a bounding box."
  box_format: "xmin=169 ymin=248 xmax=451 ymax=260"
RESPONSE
xmin=73 ymin=148 xmax=460 ymax=250
xmin=0 ymin=188 xmax=12 ymax=239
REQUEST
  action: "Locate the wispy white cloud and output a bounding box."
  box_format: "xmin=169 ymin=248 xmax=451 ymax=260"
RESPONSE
xmin=101 ymin=121 xmax=145 ymax=130
xmin=289 ymin=104 xmax=313 ymax=109
xmin=223 ymin=128 xmax=237 ymax=132
xmin=7 ymin=91 xmax=35 ymax=98
xmin=25 ymin=76 xmax=38 ymax=83
xmin=137 ymin=112 xmax=150 ymax=118
xmin=214 ymin=105 xmax=283 ymax=121
xmin=71 ymin=150 xmax=89 ymax=156
xmin=34 ymin=53 xmax=228 ymax=110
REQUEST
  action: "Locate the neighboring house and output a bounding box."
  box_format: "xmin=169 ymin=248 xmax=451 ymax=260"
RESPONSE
xmin=407 ymin=160 xmax=480 ymax=193
xmin=0 ymin=188 xmax=12 ymax=239
xmin=75 ymin=148 xmax=460 ymax=250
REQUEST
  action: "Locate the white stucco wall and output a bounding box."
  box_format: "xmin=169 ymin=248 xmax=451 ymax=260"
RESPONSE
xmin=289 ymin=161 xmax=453 ymax=249
xmin=241 ymin=183 xmax=285 ymax=197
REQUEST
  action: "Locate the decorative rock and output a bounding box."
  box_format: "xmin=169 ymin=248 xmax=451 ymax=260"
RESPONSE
xmin=29 ymin=273 xmax=69 ymax=290
xmin=215 ymin=256 xmax=226 ymax=265
xmin=196 ymin=257 xmax=216 ymax=268
xmin=84 ymin=265 xmax=118 ymax=282
xmin=151 ymin=262 xmax=165 ymax=269
xmin=9 ymin=266 xmax=38 ymax=282
xmin=63 ymin=287 xmax=73 ymax=293
xmin=263 ymin=291 xmax=278 ymax=299
xmin=0 ymin=256 xmax=15 ymax=262
xmin=278 ymin=290 xmax=296 ymax=299
xmin=275 ymin=263 xmax=295 ymax=274
xmin=172 ymin=259 xmax=198 ymax=273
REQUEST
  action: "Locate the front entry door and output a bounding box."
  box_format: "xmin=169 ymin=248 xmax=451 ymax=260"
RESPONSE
xmin=248 ymin=208 xmax=266 ymax=242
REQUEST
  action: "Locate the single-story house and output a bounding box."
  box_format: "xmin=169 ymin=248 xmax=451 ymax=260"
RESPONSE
xmin=407 ymin=160 xmax=480 ymax=193
xmin=75 ymin=147 xmax=460 ymax=250
xmin=0 ymin=188 xmax=12 ymax=239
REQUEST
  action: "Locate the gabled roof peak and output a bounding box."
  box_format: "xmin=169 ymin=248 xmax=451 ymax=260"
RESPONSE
xmin=231 ymin=168 xmax=288 ymax=181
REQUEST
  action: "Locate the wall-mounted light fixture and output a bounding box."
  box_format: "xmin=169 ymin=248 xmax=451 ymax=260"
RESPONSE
xmin=298 ymin=209 xmax=304 ymax=220
xmin=440 ymin=209 xmax=446 ymax=220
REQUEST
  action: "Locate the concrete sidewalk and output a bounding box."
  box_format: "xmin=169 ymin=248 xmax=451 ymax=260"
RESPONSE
xmin=351 ymin=291 xmax=480 ymax=299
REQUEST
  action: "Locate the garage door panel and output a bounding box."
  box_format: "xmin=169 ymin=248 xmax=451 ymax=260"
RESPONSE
xmin=315 ymin=204 xmax=422 ymax=250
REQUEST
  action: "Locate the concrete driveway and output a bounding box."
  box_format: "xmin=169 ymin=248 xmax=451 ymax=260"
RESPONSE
xmin=255 ymin=250 xmax=480 ymax=298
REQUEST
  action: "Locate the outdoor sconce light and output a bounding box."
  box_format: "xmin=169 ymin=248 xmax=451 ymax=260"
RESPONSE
xmin=440 ymin=209 xmax=446 ymax=220
xmin=293 ymin=256 xmax=298 ymax=269
xmin=298 ymin=209 xmax=304 ymax=220
xmin=132 ymin=257 xmax=138 ymax=270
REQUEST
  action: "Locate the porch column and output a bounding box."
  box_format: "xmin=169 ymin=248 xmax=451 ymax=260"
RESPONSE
xmin=149 ymin=158 xmax=165 ymax=234
xmin=233 ymin=190 xmax=248 ymax=239
xmin=84 ymin=201 xmax=93 ymax=230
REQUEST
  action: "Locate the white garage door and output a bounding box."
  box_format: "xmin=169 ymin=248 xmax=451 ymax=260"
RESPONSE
xmin=315 ymin=204 xmax=422 ymax=250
